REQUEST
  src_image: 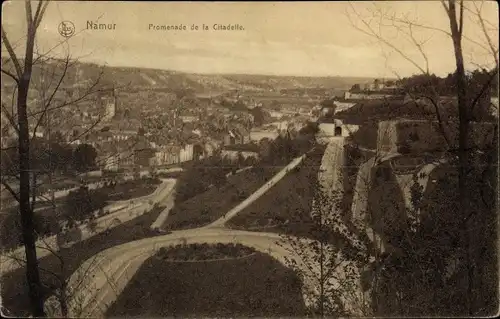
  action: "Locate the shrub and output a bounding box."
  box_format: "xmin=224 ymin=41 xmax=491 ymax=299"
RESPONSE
xmin=158 ymin=247 xmax=168 ymax=257
xmin=397 ymin=141 xmax=411 ymax=154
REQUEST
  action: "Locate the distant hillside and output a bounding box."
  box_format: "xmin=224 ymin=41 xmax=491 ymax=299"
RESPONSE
xmin=1 ymin=59 xmax=373 ymax=93
xmin=218 ymin=74 xmax=374 ymax=91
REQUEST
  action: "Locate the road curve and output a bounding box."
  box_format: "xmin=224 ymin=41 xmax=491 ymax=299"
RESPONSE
xmin=68 ymin=228 xmax=321 ymax=317
xmin=64 ymin=153 xmax=363 ymax=317
xmin=67 ymin=154 xmax=322 ymax=318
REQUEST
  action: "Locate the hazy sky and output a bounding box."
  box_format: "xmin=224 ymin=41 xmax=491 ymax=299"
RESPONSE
xmin=2 ymin=0 xmax=499 ymax=77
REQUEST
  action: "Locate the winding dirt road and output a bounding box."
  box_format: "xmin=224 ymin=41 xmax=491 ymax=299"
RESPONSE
xmin=66 ymin=154 xmax=327 ymax=317
xmin=67 ymin=150 xmax=366 ymax=317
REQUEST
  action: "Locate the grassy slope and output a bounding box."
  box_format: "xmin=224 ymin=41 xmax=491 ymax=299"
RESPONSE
xmin=226 ymin=146 xmax=325 ymax=238
xmin=226 ymin=144 xmax=371 ymax=261
xmin=106 ymin=251 xmax=306 ymax=317
xmin=105 ymin=178 xmax=160 ymax=201
xmin=164 ymin=166 xmax=281 ymax=230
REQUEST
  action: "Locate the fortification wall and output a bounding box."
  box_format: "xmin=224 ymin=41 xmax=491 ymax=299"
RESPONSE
xmin=377 ymin=120 xmax=496 ymax=154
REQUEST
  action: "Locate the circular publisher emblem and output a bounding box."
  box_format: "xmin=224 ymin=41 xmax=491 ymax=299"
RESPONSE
xmin=58 ymin=21 xmax=75 ymax=37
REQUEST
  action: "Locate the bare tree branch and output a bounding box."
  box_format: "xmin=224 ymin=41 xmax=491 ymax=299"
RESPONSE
xmin=25 ymin=0 xmax=34 ymax=26
xmin=346 ymin=3 xmax=427 ymax=74
xmin=33 ymin=0 xmax=49 ymax=30
xmin=469 ymin=69 xmax=499 ymax=114
xmin=472 ymin=0 xmax=499 ymax=68
xmin=1 ymin=28 xmax=23 ymax=78
xmin=372 ymin=3 xmax=494 ymax=61
xmin=28 ymin=66 xmax=106 ymax=120
xmin=30 ymin=56 xmax=71 ymax=141
xmin=1 ymin=68 xmax=20 ymax=84
xmin=30 ymin=171 xmax=37 ymax=212
xmin=1 ymin=179 xmax=20 ymax=202
xmin=1 ymin=102 xmax=20 ymax=134
xmin=408 ymin=23 xmax=430 ymax=74
xmin=441 ymin=0 xmax=450 ymax=13
xmin=458 ymin=0 xmax=464 ymax=36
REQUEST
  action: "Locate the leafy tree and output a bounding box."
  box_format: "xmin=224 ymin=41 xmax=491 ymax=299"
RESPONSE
xmin=64 ymin=187 xmax=108 ymax=222
xmin=47 ymin=142 xmax=73 ymax=173
xmin=250 ymin=106 xmax=271 ymax=126
xmin=350 ymin=84 xmax=361 ymax=92
xmin=175 ymin=156 xmax=230 ymax=203
xmin=258 ymin=138 xmax=272 ymax=158
xmin=299 ymin=121 xmax=320 ymax=136
xmin=319 ymin=99 xmax=335 ymax=112
xmin=466 ymin=68 xmax=498 ymax=121
xmin=72 ymin=144 xmax=97 ymax=172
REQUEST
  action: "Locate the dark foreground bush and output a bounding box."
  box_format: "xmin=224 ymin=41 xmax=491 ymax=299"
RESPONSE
xmin=156 ymin=243 xmax=256 ymax=261
xmin=106 ymin=252 xmax=306 ymax=317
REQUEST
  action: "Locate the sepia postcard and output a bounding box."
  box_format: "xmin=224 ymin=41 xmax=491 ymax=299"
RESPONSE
xmin=0 ymin=0 xmax=499 ymax=317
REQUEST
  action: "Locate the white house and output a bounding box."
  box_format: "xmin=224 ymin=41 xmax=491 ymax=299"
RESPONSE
xmin=104 ymin=154 xmax=120 ymax=171
xmin=221 ymin=144 xmax=260 ymax=162
xmin=179 ymin=144 xmax=194 ymax=162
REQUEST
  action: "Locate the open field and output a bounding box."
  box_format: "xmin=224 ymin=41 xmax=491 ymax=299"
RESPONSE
xmin=106 ymin=249 xmax=306 ymax=317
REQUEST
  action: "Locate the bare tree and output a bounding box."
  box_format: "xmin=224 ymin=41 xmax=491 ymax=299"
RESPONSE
xmin=0 ymin=1 xmax=121 ymax=316
xmin=277 ymin=168 xmax=371 ymax=317
xmin=5 ymin=234 xmax=107 ymax=317
xmin=344 ymin=0 xmax=498 ymax=316
xmin=1 ymin=1 xmax=52 ymax=315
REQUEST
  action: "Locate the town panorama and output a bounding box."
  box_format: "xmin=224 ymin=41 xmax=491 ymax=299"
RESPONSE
xmin=0 ymin=1 xmax=498 ymax=318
